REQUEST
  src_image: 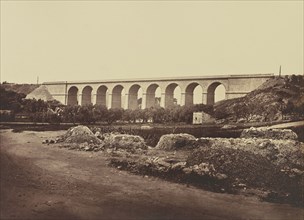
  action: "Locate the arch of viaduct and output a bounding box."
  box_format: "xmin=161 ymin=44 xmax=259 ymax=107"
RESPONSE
xmin=43 ymin=74 xmax=274 ymax=109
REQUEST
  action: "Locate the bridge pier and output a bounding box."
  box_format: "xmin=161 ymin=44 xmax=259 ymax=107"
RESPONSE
xmin=124 ymin=93 xmax=129 ymax=110
xmin=202 ymin=92 xmax=207 ymax=105
xmin=181 ymin=93 xmax=186 ymax=106
xmin=160 ymin=93 xmax=166 ymax=108
xmin=141 ymin=93 xmax=147 ymax=109
xmin=107 ymin=94 xmax=112 ymax=109
xmin=92 ymin=93 xmax=97 ymax=106
xmin=78 ymin=94 xmax=82 ymax=106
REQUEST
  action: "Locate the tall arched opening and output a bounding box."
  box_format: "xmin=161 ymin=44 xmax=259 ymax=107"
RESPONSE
xmin=146 ymin=84 xmax=161 ymax=108
xmin=111 ymin=85 xmax=124 ymax=108
xmin=96 ymin=86 xmax=108 ymax=107
xmin=165 ymin=83 xmax=181 ymax=108
xmin=214 ymin=84 xmax=226 ymax=103
xmin=67 ymin=86 xmax=78 ymax=106
xmin=81 ymin=86 xmax=93 ymax=106
xmin=207 ymin=82 xmax=226 ymax=105
xmin=128 ymin=84 xmax=142 ymax=110
xmin=185 ymin=83 xmax=203 ymax=105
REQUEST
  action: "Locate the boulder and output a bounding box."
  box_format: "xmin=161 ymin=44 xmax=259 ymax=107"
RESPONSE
xmin=105 ymin=134 xmax=147 ymax=151
xmin=155 ymin=134 xmax=197 ymax=150
xmin=171 ymin=162 xmax=187 ymax=170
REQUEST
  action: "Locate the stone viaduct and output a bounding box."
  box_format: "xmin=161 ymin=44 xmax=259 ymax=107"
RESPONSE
xmin=43 ymin=74 xmax=274 ymax=109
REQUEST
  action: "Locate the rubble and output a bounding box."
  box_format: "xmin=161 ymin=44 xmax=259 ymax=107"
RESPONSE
xmin=171 ymin=162 xmax=187 ymax=170
xmin=187 ymin=162 xmax=216 ymax=176
xmin=94 ymin=131 xmax=102 ymax=139
xmin=240 ymin=127 xmax=298 ymax=140
xmin=57 ymin=142 xmax=104 ymax=152
xmin=186 ymin=146 xmax=301 ymax=195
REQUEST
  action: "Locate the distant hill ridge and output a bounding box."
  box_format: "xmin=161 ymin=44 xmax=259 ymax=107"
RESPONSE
xmin=0 ymin=83 xmax=40 ymax=95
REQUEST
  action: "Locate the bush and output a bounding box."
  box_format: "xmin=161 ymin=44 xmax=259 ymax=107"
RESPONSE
xmin=0 ymin=111 xmax=14 ymax=122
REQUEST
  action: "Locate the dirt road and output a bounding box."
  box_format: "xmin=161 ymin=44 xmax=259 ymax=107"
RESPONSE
xmin=0 ymin=130 xmax=302 ymax=220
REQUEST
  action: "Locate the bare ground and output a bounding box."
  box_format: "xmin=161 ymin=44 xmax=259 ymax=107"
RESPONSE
xmin=0 ymin=129 xmax=303 ymax=220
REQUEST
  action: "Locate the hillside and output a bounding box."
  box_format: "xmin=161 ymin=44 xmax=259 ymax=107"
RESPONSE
xmin=0 ymin=83 xmax=39 ymax=95
xmin=214 ymin=75 xmax=304 ymax=122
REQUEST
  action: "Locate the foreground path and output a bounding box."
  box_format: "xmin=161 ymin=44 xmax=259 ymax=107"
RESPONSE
xmin=0 ymin=130 xmax=302 ymax=220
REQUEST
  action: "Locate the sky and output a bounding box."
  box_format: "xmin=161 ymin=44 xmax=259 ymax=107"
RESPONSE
xmin=1 ymin=1 xmax=303 ymax=84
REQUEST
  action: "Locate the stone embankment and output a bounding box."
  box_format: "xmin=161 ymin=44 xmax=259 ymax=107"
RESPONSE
xmin=240 ymin=127 xmax=298 ymax=140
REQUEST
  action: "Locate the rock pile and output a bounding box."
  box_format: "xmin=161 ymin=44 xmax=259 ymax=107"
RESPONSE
xmin=155 ymin=134 xmax=198 ymax=150
xmin=110 ymin=154 xmax=228 ymax=182
xmin=59 ymin=126 xmax=102 ymax=144
xmin=240 ymin=127 xmax=298 ymax=140
xmin=43 ymin=126 xmax=149 ymax=152
xmin=105 ymin=134 xmax=147 ymax=152
xmin=43 ymin=126 xmax=103 ymax=151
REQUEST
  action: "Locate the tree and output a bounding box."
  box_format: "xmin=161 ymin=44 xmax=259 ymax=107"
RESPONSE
xmin=122 ymin=109 xmax=133 ymax=123
xmin=150 ymin=107 xmax=165 ymax=123
xmin=178 ymin=106 xmax=193 ymax=124
xmin=93 ymin=105 xmax=108 ymax=122
xmin=107 ymin=108 xmax=123 ymax=124
xmin=141 ymin=108 xmax=153 ymax=123
xmin=0 ymin=87 xmax=25 ymax=112
xmin=214 ymin=107 xmax=230 ymax=120
xmin=61 ymin=105 xmax=79 ymax=124
xmin=68 ymin=105 xmax=98 ymax=124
